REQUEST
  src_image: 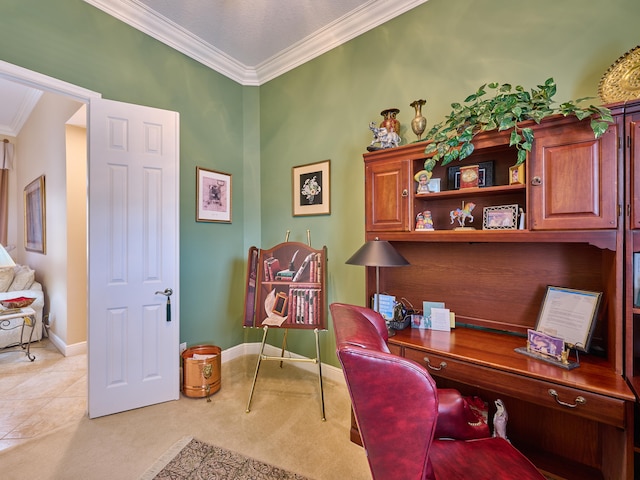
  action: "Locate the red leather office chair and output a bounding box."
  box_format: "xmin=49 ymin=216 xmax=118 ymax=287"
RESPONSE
xmin=331 ymin=302 xmax=545 ymax=480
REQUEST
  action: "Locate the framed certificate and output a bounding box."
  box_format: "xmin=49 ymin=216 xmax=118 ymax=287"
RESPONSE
xmin=534 ymin=286 xmax=602 ymax=352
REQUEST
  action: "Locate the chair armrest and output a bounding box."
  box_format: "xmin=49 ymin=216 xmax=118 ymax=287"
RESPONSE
xmin=435 ymin=389 xmax=490 ymax=440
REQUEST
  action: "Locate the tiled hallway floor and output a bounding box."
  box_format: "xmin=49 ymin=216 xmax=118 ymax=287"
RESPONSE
xmin=0 ymin=339 xmax=87 ymax=452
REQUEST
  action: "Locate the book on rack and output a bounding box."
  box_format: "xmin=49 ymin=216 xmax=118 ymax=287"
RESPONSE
xmin=293 ymin=252 xmax=316 ymax=282
xmin=288 ymin=286 xmax=321 ymax=325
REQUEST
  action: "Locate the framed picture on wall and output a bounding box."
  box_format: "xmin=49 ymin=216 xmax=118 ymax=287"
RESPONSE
xmin=24 ymin=175 xmax=46 ymax=254
xmin=196 ymin=167 xmax=232 ymax=223
xmin=292 ymin=160 xmax=331 ymax=216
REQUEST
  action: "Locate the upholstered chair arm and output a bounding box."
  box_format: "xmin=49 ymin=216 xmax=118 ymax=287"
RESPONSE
xmin=338 ymin=345 xmax=438 ymax=480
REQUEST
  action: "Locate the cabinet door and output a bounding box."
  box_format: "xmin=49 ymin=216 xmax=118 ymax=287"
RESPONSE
xmin=629 ymin=110 xmax=640 ymax=229
xmin=365 ymin=158 xmax=410 ymax=231
xmin=529 ymin=119 xmax=619 ymax=230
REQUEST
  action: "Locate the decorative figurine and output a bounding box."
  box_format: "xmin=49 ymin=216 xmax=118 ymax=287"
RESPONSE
xmin=367 ymin=121 xmax=401 ymax=151
xmin=492 ymin=399 xmax=509 ymax=442
xmin=414 ymin=169 xmax=432 ymax=194
xmin=415 ymin=211 xmax=434 ymax=231
xmin=450 ymin=201 xmax=476 ymax=229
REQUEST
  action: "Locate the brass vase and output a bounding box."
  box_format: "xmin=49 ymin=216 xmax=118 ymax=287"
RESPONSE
xmin=410 ymin=99 xmax=427 ymax=140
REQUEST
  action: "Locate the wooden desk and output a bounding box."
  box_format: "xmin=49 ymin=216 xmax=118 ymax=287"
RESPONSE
xmin=387 ymin=326 xmax=634 ymax=480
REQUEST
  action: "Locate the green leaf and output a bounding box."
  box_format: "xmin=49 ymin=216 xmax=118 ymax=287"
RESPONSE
xmin=517 ymin=149 xmax=527 ymax=164
xmin=499 ymin=117 xmax=515 ymax=130
xmin=573 ymin=109 xmax=590 ymax=121
xmin=509 ymin=130 xmax=521 ymax=147
xmin=590 ymin=119 xmax=609 ymax=138
xmin=459 ymin=142 xmax=474 ymax=159
xmin=424 ymin=143 xmax=437 ymax=155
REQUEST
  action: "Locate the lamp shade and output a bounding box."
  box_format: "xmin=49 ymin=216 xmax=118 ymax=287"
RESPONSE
xmin=0 ymin=244 xmax=15 ymax=268
xmin=345 ymin=239 xmax=409 ymax=267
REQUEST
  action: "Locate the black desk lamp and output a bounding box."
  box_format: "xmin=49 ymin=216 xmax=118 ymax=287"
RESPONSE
xmin=346 ymin=238 xmax=409 ymax=335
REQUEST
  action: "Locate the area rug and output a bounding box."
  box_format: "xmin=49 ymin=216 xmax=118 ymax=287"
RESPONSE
xmin=140 ymin=437 xmax=312 ymax=480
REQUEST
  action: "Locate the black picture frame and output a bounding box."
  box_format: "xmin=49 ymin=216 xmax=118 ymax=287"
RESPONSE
xmin=447 ymin=161 xmax=494 ymax=190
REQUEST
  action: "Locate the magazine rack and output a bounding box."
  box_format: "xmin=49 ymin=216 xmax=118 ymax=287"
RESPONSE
xmin=243 ymin=236 xmax=327 ymax=420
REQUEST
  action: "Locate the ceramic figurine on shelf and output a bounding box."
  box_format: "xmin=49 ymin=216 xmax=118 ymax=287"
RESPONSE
xmin=450 ymin=201 xmax=476 ymax=229
xmin=492 ymin=399 xmax=509 ymax=442
xmin=367 ymin=121 xmax=401 ymax=151
xmin=415 ymin=211 xmax=434 ymax=231
xmin=414 ymin=169 xmax=432 ymax=194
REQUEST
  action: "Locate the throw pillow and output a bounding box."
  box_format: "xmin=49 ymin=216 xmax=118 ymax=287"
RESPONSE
xmin=0 ymin=267 xmax=14 ymax=292
xmin=8 ymin=265 xmax=35 ymax=291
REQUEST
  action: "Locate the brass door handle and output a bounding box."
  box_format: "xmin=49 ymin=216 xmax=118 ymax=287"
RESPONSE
xmin=548 ymin=389 xmax=586 ymax=408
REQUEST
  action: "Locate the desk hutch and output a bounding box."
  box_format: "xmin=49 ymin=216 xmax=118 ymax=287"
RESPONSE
xmin=358 ymin=100 xmax=640 ymax=480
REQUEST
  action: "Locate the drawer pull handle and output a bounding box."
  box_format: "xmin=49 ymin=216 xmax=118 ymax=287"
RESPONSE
xmin=401 ymin=189 xmax=409 ymax=197
xmin=548 ymin=389 xmax=586 ymax=408
xmin=424 ymin=356 xmax=447 ymax=371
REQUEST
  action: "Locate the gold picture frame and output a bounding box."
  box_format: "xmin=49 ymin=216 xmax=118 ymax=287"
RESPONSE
xmin=24 ymin=175 xmax=46 ymax=254
xmin=509 ymin=164 xmax=525 ymax=185
xmin=292 ymin=160 xmax=330 ymax=216
xmin=196 ymin=167 xmax=232 ymax=223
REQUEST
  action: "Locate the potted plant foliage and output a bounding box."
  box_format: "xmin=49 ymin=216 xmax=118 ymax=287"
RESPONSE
xmin=422 ymin=78 xmax=613 ymax=172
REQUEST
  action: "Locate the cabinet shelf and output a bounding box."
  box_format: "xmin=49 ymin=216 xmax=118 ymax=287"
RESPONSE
xmin=416 ymin=183 xmax=525 ymax=200
xmin=366 ymin=229 xmax=617 ymax=250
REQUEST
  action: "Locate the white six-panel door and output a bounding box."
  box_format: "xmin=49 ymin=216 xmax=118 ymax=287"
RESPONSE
xmin=88 ymin=98 xmax=180 ymax=418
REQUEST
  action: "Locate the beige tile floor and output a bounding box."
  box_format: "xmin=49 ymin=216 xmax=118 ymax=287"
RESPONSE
xmin=0 ymin=338 xmax=372 ymax=480
xmin=0 ymin=338 xmax=87 ymax=452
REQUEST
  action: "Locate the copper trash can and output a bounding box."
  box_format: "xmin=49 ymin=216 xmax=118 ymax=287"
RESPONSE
xmin=181 ymin=345 xmax=221 ymax=401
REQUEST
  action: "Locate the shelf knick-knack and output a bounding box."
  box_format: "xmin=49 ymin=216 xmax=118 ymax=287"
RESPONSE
xmin=410 ymin=99 xmax=427 ymax=140
xmin=380 ymin=108 xmax=400 ymax=135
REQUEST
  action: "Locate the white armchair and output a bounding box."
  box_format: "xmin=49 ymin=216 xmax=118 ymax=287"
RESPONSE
xmin=0 ymin=265 xmax=45 ymax=349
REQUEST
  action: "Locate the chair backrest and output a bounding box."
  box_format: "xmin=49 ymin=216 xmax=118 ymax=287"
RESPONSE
xmin=331 ymin=302 xmax=390 ymax=348
xmin=331 ymin=302 xmax=438 ymax=480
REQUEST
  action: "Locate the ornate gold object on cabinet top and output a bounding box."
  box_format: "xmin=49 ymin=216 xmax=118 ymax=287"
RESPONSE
xmin=599 ymin=46 xmax=640 ymax=103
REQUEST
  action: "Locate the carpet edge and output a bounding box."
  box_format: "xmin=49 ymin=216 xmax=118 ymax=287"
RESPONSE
xmin=139 ymin=436 xmax=194 ymax=480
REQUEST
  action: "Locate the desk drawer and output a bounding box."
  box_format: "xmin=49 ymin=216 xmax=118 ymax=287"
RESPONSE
xmin=403 ymin=348 xmax=626 ymax=428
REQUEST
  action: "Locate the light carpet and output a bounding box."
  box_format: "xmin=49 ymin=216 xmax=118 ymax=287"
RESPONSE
xmin=141 ymin=436 xmax=312 ymax=480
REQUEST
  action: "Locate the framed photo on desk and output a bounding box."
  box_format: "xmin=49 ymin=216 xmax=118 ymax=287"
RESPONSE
xmin=535 ymin=286 xmax=602 ymax=352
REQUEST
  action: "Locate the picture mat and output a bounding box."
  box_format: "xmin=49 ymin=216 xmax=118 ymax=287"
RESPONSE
xmin=197 ymin=167 xmax=232 ymax=222
xmin=292 ymin=160 xmax=330 ymax=216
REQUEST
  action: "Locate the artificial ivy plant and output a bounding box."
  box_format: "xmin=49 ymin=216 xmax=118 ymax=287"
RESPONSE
xmin=423 ymin=78 xmax=613 ymax=172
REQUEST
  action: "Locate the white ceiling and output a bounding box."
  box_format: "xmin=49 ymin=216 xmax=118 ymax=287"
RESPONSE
xmin=1 ymin=0 xmax=427 ymax=137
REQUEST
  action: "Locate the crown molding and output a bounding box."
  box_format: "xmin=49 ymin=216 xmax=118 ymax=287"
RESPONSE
xmin=83 ymin=0 xmax=428 ymax=86
xmin=256 ymin=0 xmax=428 ymax=84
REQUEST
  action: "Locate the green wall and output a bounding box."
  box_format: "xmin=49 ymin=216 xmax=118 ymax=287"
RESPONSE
xmin=0 ymin=0 xmax=251 ymax=350
xmin=259 ymin=0 xmax=640 ymax=363
xmin=1 ymin=0 xmax=639 ymax=368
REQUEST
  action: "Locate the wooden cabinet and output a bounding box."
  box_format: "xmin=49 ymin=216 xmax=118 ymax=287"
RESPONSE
xmin=622 ymin=100 xmax=640 ymax=473
xmin=528 ymin=116 xmax=620 ymax=230
xmin=361 ymin=110 xmax=635 ymax=480
xmin=365 ymin=155 xmax=411 ymax=231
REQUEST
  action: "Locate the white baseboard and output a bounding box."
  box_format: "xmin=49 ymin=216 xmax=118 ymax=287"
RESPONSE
xmin=47 ymin=330 xmax=87 ymax=356
xmin=45 ymin=336 xmax=345 ymax=384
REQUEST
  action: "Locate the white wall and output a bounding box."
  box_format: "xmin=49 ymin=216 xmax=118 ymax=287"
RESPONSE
xmin=15 ymin=91 xmax=84 ymax=347
xmin=65 ymin=124 xmax=87 ymax=346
